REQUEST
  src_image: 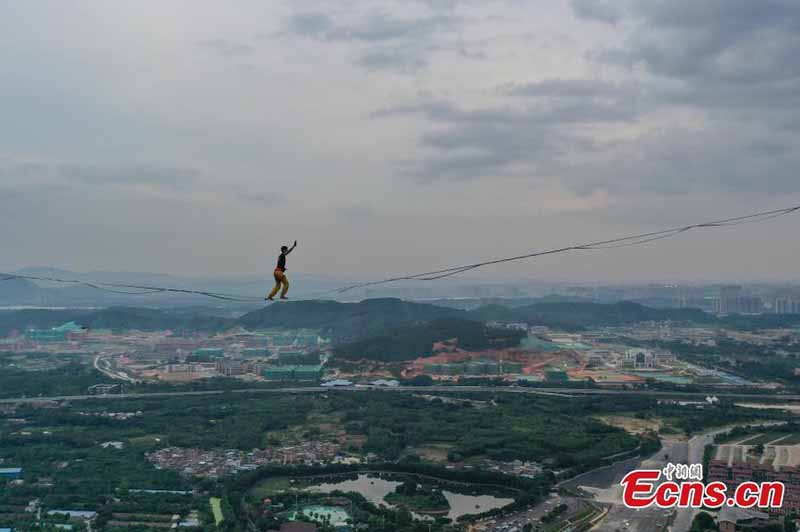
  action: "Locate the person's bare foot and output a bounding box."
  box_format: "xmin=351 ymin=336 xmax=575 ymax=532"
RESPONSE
xmin=280 ymin=296 xmax=289 ymax=300
xmin=266 ymin=297 xmax=274 ymax=301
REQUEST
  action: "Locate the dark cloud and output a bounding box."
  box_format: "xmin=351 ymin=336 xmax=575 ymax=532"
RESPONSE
xmin=196 ymin=38 xmax=255 ymax=58
xmin=285 ymin=10 xmax=457 ymax=73
xmin=589 ymin=0 xmax=800 ymax=88
xmin=378 ymin=1 xmax=800 ymax=194
xmin=377 ymin=87 xmax=639 ymax=182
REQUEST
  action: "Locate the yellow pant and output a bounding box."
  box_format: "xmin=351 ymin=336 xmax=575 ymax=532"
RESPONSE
xmin=268 ymin=270 xmax=289 ymax=298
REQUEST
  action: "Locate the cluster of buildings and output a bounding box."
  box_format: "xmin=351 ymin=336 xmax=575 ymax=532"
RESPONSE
xmin=710 ymin=286 xmax=765 ymax=315
xmin=708 ymin=285 xmax=800 ymax=315
xmin=709 ymin=440 xmax=800 ymax=516
xmin=423 ymin=359 xmax=524 ymax=376
xmin=776 ymin=298 xmax=800 ymax=315
xmin=477 ymin=459 xmax=542 ymax=479
xmin=77 ymin=410 xmax=141 ymax=420
xmin=147 ymin=441 xmax=342 ymax=478
xmin=621 ymin=348 xmax=670 ymax=369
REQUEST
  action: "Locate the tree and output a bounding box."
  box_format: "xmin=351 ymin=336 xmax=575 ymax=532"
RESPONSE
xmin=690 ymin=511 xmax=717 ymax=532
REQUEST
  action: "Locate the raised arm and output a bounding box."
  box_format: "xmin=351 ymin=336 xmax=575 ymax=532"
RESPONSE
xmin=286 ymin=240 xmax=298 ymax=255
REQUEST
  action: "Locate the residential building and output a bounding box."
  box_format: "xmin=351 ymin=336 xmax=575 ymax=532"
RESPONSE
xmin=708 ymin=444 xmax=800 ymax=515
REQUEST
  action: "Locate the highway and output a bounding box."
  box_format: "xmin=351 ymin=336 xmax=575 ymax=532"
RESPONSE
xmin=3 ymin=384 xmax=800 ymax=404
xmin=93 ymin=353 xmax=139 ymax=384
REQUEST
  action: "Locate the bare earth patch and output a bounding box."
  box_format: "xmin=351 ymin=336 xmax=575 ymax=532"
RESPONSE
xmin=596 ymin=415 xmax=663 ymax=435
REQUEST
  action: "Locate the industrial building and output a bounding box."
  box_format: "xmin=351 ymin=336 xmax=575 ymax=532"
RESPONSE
xmin=25 ymin=321 xmax=85 ymax=342
xmin=263 ymin=365 xmax=323 ymax=381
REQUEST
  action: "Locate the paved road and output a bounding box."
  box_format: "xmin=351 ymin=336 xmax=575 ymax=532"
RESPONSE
xmin=3 ymin=385 xmax=800 ymax=404
xmin=558 ymin=440 xmax=680 ymax=531
xmin=93 ymin=354 xmax=138 ymax=384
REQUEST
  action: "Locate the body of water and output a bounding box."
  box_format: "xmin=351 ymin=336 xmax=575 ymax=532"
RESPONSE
xmin=305 ymin=473 xmax=514 ymax=520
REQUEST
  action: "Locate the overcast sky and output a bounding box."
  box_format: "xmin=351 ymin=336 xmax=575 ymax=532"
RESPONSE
xmin=2 ymin=0 xmax=799 ymax=282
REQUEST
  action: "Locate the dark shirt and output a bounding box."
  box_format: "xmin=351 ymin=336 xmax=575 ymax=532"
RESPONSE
xmin=276 ymin=253 xmax=287 ymax=271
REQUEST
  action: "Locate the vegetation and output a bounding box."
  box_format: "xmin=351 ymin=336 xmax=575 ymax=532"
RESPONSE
xmin=334 ymin=318 xmax=525 ymax=361
xmin=384 ymin=480 xmax=450 ymax=512
xmin=210 ymin=497 xmax=224 ymax=525
xmin=649 ymin=338 xmax=800 ymax=385
xmin=0 ymin=361 xmax=113 ymax=399
xmin=238 ymin=298 xmax=465 ymax=341
xmin=690 ymin=511 xmax=717 ymax=532
xmin=540 ymin=503 xmax=568 ymax=524
xmin=1 ymin=385 xmax=792 ymax=531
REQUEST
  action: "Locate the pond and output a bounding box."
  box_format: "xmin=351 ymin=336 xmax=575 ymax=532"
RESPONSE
xmin=305 ymin=473 xmax=515 ymax=521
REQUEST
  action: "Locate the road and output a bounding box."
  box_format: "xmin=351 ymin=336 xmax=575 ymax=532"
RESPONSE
xmin=558 ymin=441 xmax=681 ymax=531
xmin=93 ymin=354 xmax=139 ymax=384
xmin=3 ymin=385 xmax=800 ymax=404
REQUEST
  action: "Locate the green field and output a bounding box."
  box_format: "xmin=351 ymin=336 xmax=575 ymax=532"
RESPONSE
xmin=210 ymin=497 xmax=224 ymax=526
xmin=251 ymin=476 xmax=295 ymax=497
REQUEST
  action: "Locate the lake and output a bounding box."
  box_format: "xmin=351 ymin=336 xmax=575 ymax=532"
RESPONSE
xmin=305 ymin=473 xmax=514 ymax=520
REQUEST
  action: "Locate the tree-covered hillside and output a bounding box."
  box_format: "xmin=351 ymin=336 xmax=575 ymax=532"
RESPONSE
xmin=334 ymin=317 xmax=526 ymax=361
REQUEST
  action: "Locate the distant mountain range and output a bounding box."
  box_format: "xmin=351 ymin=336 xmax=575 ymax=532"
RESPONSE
xmin=4 ymin=296 xmax=793 ymax=339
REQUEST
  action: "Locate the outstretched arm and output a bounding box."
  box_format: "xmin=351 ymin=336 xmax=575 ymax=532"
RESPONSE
xmin=286 ymin=240 xmax=298 ymax=255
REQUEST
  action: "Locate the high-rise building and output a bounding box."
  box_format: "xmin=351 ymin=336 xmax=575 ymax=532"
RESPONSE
xmin=775 ymin=298 xmax=800 ymax=315
xmin=713 ymin=286 xmax=764 ymax=314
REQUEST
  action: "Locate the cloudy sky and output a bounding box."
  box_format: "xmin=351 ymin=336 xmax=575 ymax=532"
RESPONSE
xmin=2 ymin=0 xmax=799 ymax=282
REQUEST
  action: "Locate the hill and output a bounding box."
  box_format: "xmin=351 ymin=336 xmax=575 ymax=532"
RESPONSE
xmin=0 ymin=277 xmax=42 ymax=304
xmin=77 ymin=307 xmax=233 ymax=332
xmin=237 ymin=298 xmax=464 ymax=341
xmin=0 ymin=309 xmax=91 ymax=337
xmin=333 ymin=317 xmax=526 ymax=362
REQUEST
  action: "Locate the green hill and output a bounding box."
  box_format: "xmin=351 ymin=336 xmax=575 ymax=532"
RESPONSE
xmin=237 ymin=298 xmax=464 ymax=341
xmin=78 ymin=307 xmax=233 ymax=332
xmin=334 ymin=317 xmax=526 ymax=362
xmin=0 ymin=277 xmax=42 ymax=304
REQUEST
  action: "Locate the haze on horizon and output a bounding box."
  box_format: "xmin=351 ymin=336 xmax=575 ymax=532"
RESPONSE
xmin=2 ymin=1 xmax=800 ymax=283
